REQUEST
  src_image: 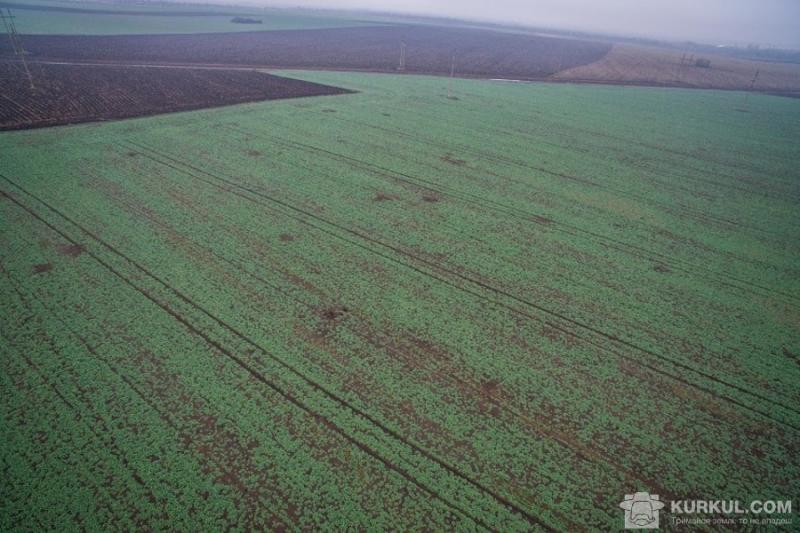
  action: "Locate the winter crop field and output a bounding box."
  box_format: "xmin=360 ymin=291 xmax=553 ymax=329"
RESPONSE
xmin=1 ymin=72 xmax=798 ymax=530
xmin=2 ymin=0 xmax=373 ymax=35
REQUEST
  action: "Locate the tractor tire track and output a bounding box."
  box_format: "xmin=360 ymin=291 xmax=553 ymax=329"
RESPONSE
xmin=98 ymin=178 xmax=679 ymax=503
xmin=2 ymin=261 xmax=302 ymax=530
xmin=0 ymin=306 xmax=162 ymax=527
xmin=220 ymin=122 xmax=799 ymax=308
xmin=0 ymin=176 xmax=559 ymax=532
xmin=311 ymin=111 xmax=785 ymax=236
xmin=119 ymin=145 xmax=800 ymax=430
xmin=348 ymin=93 xmax=796 ymax=200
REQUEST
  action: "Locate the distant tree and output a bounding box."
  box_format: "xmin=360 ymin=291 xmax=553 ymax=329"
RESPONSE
xmin=694 ymin=58 xmax=712 ymax=68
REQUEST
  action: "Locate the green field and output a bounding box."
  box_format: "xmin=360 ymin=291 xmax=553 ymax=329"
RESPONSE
xmin=1 ymin=0 xmax=377 ymax=34
xmin=1 ymin=72 xmax=798 ymax=530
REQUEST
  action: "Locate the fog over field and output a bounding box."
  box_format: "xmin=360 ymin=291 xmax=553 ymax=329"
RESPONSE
xmin=255 ymin=0 xmax=800 ymax=48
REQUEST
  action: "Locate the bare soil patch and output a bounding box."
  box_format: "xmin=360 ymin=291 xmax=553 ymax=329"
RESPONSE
xmin=32 ymin=263 xmax=53 ymax=274
xmin=57 ymin=244 xmax=85 ymax=257
xmin=321 ymin=305 xmax=349 ymax=321
xmin=373 ymin=192 xmax=396 ymax=202
xmin=441 ymin=155 xmax=467 ymax=166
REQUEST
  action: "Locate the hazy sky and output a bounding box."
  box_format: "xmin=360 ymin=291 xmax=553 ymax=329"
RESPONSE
xmin=266 ymin=0 xmax=800 ymax=48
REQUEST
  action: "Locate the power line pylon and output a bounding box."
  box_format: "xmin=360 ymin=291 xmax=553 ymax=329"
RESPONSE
xmin=742 ymin=69 xmax=760 ymax=110
xmin=1 ymin=8 xmax=35 ymax=90
xmin=748 ymin=69 xmax=760 ymax=91
xmin=674 ymin=52 xmax=687 ymax=84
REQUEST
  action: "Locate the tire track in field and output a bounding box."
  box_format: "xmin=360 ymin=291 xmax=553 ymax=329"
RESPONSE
xmin=224 ymin=129 xmax=799 ymax=388
xmin=240 ymin=123 xmax=800 ymax=306
xmin=101 ymin=155 xmax=748 ymax=517
xmin=122 ymin=143 xmax=800 ymax=430
xmin=367 ymin=90 xmax=797 ymax=199
xmin=1 ymin=185 xmax=503 ymax=531
xmin=330 ymin=113 xmax=787 ymax=237
xmin=0 ymin=300 xmax=162 ymax=527
xmin=97 ymin=178 xmax=679 ymax=505
xmin=197 ymin=231 xmax=684 ymax=507
xmin=316 ymin=112 xmax=782 ymax=237
xmin=266 ymin=112 xmax=795 ymax=266
xmin=223 ymin=122 xmax=800 ymax=308
xmin=0 ymin=177 xmax=558 ymax=532
xmin=520 ymin=114 xmax=796 ymax=199
xmin=551 ymin=117 xmax=799 ymax=195
xmin=216 ymin=127 xmax=800 ymax=318
xmin=1 ymin=263 xmax=300 ymax=530
xmin=326 ymin=94 xmax=796 ymax=201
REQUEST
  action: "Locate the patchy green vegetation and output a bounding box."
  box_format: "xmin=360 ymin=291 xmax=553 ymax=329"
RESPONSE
xmin=2 ymin=0 xmax=376 ymax=34
xmin=1 ymin=72 xmax=798 ymax=530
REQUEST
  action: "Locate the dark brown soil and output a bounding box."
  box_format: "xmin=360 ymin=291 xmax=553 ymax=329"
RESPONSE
xmin=321 ymin=305 xmax=349 ymax=321
xmin=0 ymin=61 xmax=353 ymax=130
xmin=1 ymin=26 xmax=611 ymax=79
xmin=373 ymin=192 xmax=395 ymax=202
xmin=32 ymin=263 xmax=53 ymax=274
xmin=57 ymin=244 xmax=86 ymax=257
xmin=440 ymin=155 xmax=467 ymax=166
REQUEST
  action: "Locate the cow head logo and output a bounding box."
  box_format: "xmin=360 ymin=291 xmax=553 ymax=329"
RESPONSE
xmin=620 ymin=492 xmax=665 ymax=529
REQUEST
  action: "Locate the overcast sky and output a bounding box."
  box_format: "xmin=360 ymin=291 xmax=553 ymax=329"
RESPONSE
xmin=264 ymin=0 xmax=800 ymax=48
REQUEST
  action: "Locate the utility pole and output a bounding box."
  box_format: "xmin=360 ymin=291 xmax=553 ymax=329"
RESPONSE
xmin=675 ymin=52 xmax=686 ymax=84
xmin=398 ymin=40 xmax=406 ymax=72
xmin=447 ymin=54 xmax=455 ymax=99
xmin=1 ymin=8 xmax=34 ymax=89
